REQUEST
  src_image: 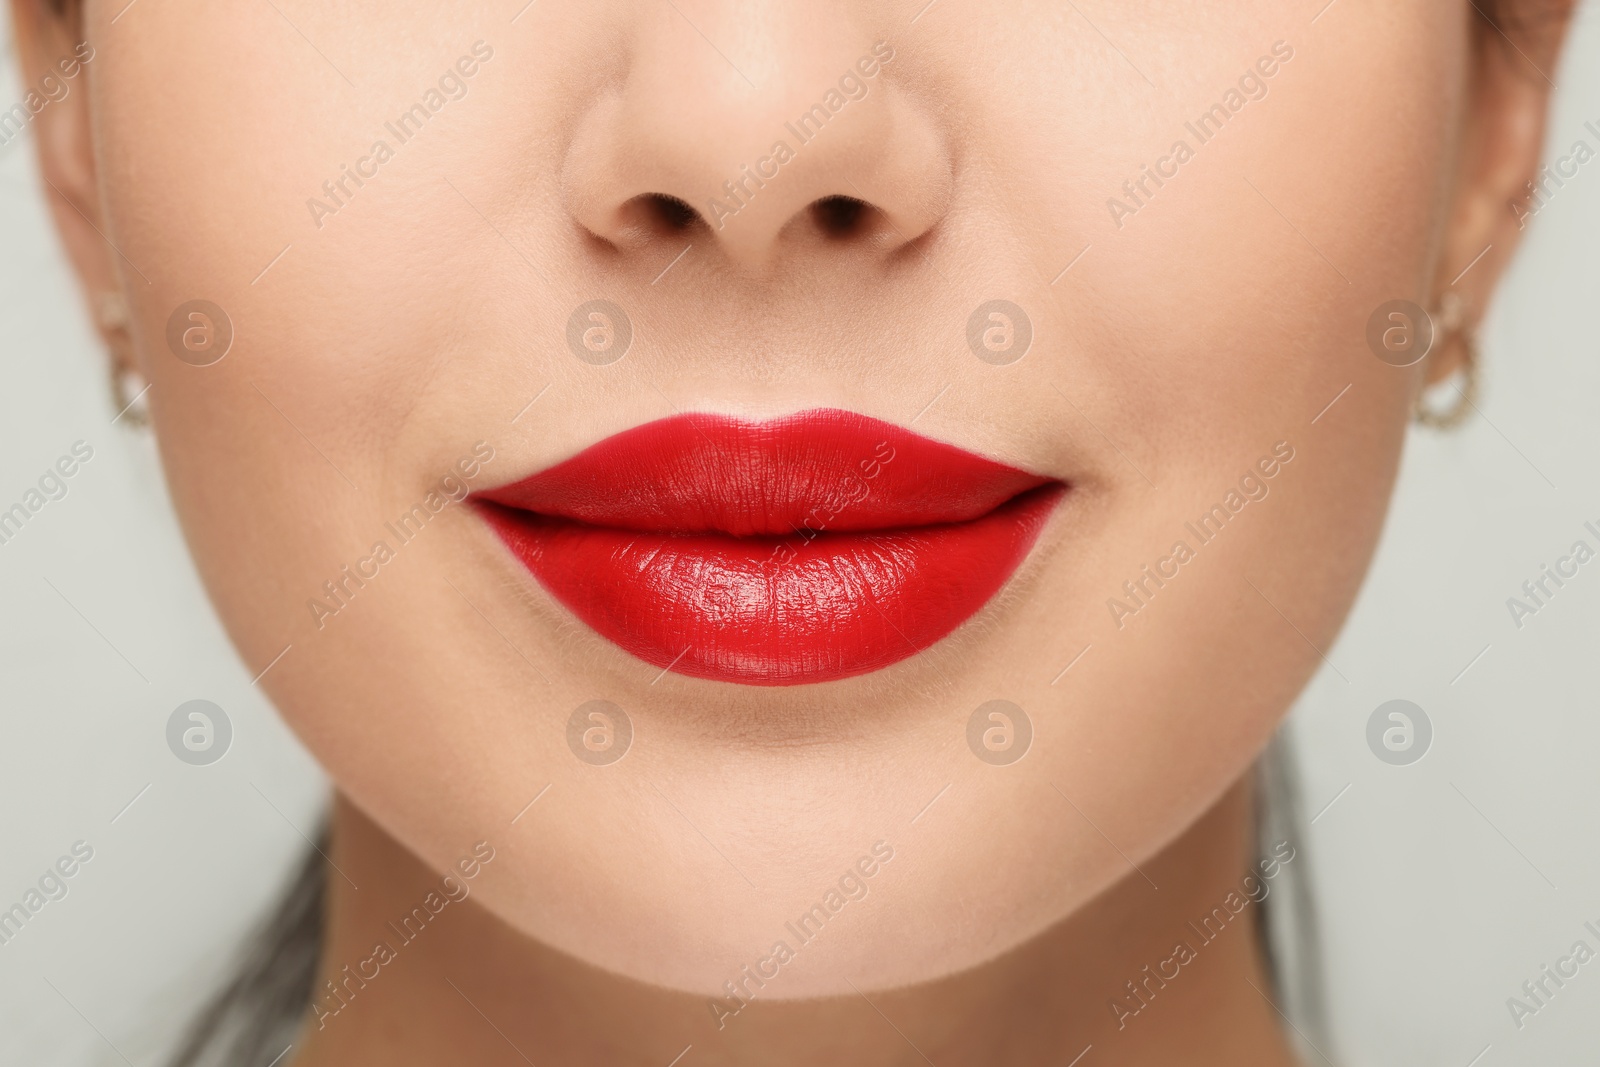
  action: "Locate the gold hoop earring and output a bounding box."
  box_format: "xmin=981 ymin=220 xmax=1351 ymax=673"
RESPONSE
xmin=109 ymin=363 xmax=152 ymax=426
xmin=1414 ymin=332 xmax=1478 ymax=429
xmin=1414 ymin=292 xmax=1477 ymax=430
xmin=95 ymin=291 xmax=150 ymax=427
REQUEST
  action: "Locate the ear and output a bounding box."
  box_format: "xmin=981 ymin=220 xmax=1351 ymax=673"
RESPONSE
xmin=9 ymin=1 xmax=128 ymax=346
xmin=1426 ymin=13 xmax=1571 ymax=383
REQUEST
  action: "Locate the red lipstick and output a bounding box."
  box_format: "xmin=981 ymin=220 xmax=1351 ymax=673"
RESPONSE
xmin=474 ymin=409 xmax=1062 ymax=686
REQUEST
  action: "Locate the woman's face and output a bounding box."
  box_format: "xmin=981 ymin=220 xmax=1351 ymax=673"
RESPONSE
xmin=25 ymin=0 xmax=1542 ymax=995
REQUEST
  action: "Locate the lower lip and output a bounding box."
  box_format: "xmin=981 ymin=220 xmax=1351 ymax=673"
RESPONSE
xmin=474 ymin=412 xmax=1064 ymax=686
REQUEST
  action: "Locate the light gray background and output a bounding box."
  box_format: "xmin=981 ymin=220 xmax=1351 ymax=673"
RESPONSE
xmin=2 ymin=10 xmax=1598 ymax=1067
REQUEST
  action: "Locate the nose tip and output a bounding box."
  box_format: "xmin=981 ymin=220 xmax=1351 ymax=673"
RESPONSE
xmin=560 ymin=19 xmax=950 ymax=273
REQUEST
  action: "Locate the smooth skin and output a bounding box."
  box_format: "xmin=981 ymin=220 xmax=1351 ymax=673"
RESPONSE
xmin=12 ymin=0 xmax=1569 ymax=1063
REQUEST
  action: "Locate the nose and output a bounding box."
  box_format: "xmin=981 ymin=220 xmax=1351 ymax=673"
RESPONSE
xmin=561 ymin=5 xmax=951 ymax=272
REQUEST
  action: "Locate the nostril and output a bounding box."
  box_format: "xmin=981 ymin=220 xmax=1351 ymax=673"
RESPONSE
xmin=811 ymin=195 xmax=871 ymax=238
xmin=643 ymin=193 xmax=700 ymax=231
xmin=607 ymin=193 xmax=704 ymax=247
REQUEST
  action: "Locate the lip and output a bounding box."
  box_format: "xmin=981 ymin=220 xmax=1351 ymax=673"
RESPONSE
xmin=472 ymin=409 xmax=1064 ymax=686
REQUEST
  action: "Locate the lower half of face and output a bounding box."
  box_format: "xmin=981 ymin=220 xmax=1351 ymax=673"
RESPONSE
xmin=94 ymin=0 xmax=1455 ymax=993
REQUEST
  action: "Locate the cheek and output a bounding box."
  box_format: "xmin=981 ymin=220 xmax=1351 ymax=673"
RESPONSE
xmin=885 ymin=2 xmax=1453 ymax=971
xmin=96 ymin=7 xmax=534 ymax=685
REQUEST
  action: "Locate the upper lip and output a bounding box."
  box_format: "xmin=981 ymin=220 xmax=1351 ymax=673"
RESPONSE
xmin=472 ymin=408 xmax=1056 ymax=535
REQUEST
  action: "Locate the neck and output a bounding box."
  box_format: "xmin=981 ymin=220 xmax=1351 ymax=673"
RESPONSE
xmin=293 ymin=779 xmax=1301 ymax=1067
